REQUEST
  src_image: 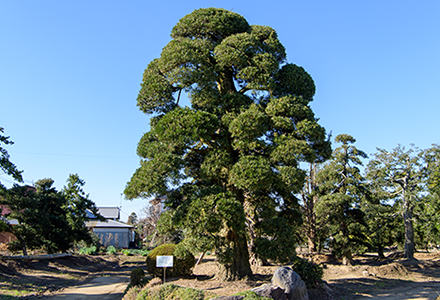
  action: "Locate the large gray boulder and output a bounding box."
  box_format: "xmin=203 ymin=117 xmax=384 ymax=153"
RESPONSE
xmin=271 ymin=267 xmax=308 ymax=300
xmin=251 ymin=284 xmax=287 ymax=300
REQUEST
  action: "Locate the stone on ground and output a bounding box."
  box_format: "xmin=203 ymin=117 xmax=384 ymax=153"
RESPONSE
xmin=271 ymin=267 xmax=308 ymax=300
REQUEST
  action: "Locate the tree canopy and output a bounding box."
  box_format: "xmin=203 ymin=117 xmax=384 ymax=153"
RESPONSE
xmin=3 ymin=175 xmax=102 ymax=255
xmin=315 ymin=134 xmax=369 ymax=265
xmin=366 ymin=145 xmax=426 ymax=259
xmin=0 ymin=127 xmax=23 ymax=190
xmin=125 ymin=7 xmax=331 ymax=280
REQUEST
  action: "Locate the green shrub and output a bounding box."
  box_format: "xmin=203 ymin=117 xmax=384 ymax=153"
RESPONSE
xmin=122 ymin=285 xmax=142 ymax=300
xmin=146 ymin=243 xmax=195 ymax=277
xmin=106 ymin=246 xmax=117 ymax=255
xmin=130 ymin=267 xmax=145 ymax=286
xmin=119 ymin=249 xmax=151 ymax=256
xmin=290 ymin=256 xmax=324 ymax=288
xmin=122 ymin=249 xmax=133 ymax=256
xmin=140 ymin=283 xmax=205 ymax=300
xmin=131 ymin=249 xmax=151 ymax=256
xmin=79 ymin=246 xmax=97 ymax=255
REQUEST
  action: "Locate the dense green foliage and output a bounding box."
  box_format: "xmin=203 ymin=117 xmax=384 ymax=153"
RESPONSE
xmin=3 ymin=175 xmax=102 ymax=255
xmin=0 ymin=127 xmax=23 ymax=190
xmin=0 ymin=127 xmax=23 ymax=233
xmin=79 ymin=245 xmax=97 ymax=255
xmin=366 ymin=145 xmax=425 ymax=259
xmin=62 ymin=174 xmax=105 ymax=246
xmin=130 ymin=268 xmax=145 ymax=286
xmin=125 ymin=7 xmax=331 ymax=280
xmin=315 ymin=135 xmax=369 ymax=264
xmin=107 ymin=245 xmax=117 ymax=255
xmin=300 ymin=142 xmax=440 ymax=262
xmin=6 ymin=179 xmax=72 ymax=254
xmin=290 ymin=256 xmax=323 ymax=288
xmin=146 ymin=243 xmax=195 ymax=277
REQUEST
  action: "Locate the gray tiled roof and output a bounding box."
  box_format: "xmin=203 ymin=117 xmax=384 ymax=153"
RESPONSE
xmin=86 ymin=207 xmax=120 ymax=220
xmin=86 ymin=219 xmax=134 ymax=228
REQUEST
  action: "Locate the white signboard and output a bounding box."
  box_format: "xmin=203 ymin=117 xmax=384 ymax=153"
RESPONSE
xmin=156 ymin=255 xmax=173 ymax=268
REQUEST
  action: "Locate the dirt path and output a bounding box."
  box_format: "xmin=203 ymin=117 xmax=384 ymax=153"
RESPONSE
xmin=319 ymin=253 xmax=440 ymax=300
xmin=43 ymin=275 xmax=129 ymax=300
xmin=38 ymin=256 xmax=146 ymax=300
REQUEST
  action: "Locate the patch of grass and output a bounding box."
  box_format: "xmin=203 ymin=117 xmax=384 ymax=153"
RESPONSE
xmin=127 ymin=283 xmax=207 ymax=300
xmin=0 ymin=282 xmax=44 ymax=298
xmin=124 ymin=283 xmax=272 ymax=300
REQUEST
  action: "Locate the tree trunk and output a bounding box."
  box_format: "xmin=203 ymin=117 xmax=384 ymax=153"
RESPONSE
xmin=196 ymin=251 xmax=206 ymax=266
xmin=306 ymin=163 xmax=318 ymax=252
xmin=342 ymin=248 xmax=353 ymax=265
xmin=20 ymin=239 xmax=28 ymax=256
xmin=403 ymin=210 xmax=415 ymax=260
xmin=217 ymin=230 xmax=252 ymax=281
xmin=377 ymin=245 xmax=385 ymax=258
xmin=307 ymin=210 xmax=317 ymax=252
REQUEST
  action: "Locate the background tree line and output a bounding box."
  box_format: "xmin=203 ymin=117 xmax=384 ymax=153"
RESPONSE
xmin=1 ymin=127 xmax=104 ymax=255
xmin=301 ymin=136 xmax=440 ymax=264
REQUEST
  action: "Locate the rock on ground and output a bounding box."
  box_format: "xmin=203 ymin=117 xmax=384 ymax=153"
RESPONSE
xmin=271 ymin=267 xmax=308 ymax=300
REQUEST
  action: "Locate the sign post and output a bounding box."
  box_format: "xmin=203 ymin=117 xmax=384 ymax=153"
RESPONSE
xmin=156 ymin=255 xmax=173 ymax=283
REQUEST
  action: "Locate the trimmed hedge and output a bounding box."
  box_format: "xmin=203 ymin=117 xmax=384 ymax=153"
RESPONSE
xmin=146 ymin=244 xmax=195 ymax=277
xmin=130 ymin=268 xmax=145 ymax=286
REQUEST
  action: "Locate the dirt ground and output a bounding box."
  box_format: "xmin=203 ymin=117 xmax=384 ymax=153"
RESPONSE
xmin=0 ymin=254 xmax=144 ymax=299
xmin=1 ymin=251 xmax=440 ymax=299
xmin=169 ymin=252 xmax=440 ymax=300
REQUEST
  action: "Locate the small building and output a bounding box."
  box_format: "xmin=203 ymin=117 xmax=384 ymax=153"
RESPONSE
xmin=85 ymin=207 xmax=135 ymax=248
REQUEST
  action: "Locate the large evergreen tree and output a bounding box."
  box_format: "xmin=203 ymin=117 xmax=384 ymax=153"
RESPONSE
xmin=361 ymin=185 xmax=403 ymax=258
xmin=414 ymin=145 xmax=440 ymax=250
xmin=315 ymin=134 xmax=369 ymax=265
xmin=366 ymin=145 xmax=425 ymax=260
xmin=5 ymin=179 xmax=70 ymax=254
xmin=62 ymin=174 xmax=105 ymax=246
xmin=4 ymin=176 xmax=103 ymax=254
xmin=125 ymin=8 xmax=331 ymax=280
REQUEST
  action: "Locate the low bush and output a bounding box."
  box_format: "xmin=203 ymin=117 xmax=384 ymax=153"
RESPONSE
xmin=106 ymin=246 xmax=117 ymax=255
xmin=130 ymin=268 xmax=145 ymax=286
xmin=122 ymin=249 xmax=133 ymax=256
xmin=290 ymin=256 xmax=324 ymax=288
xmin=130 ymin=284 xmax=270 ymax=300
xmin=79 ymin=246 xmax=97 ymax=255
xmin=121 ymin=249 xmax=150 ymax=256
xmin=132 ymin=249 xmax=151 ymax=256
xmin=146 ymin=243 xmax=195 ymax=277
xmin=122 ymin=285 xmax=142 ymax=300
xmin=138 ymin=283 xmax=205 ymax=300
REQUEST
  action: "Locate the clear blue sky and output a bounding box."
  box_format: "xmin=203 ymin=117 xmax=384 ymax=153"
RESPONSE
xmin=1 ymin=1 xmax=439 ymax=222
